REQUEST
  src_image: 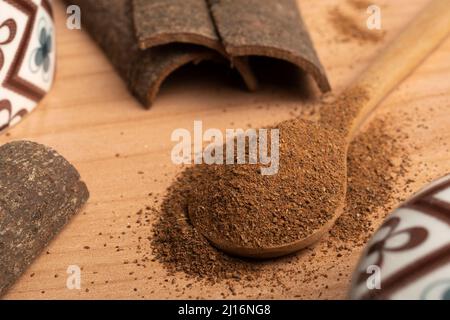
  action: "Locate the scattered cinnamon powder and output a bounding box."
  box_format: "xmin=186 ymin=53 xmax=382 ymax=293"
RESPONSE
xmin=150 ymin=115 xmax=410 ymax=286
xmin=328 ymin=7 xmax=385 ymax=44
xmin=348 ymin=0 xmax=372 ymax=11
xmin=320 ymin=86 xmax=370 ymax=136
xmin=331 ymin=118 xmax=411 ymax=244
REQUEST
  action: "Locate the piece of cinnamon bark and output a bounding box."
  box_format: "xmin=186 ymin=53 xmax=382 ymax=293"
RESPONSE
xmin=67 ymin=0 xmax=220 ymax=107
xmin=133 ymin=0 xmax=224 ymax=52
xmin=68 ymin=0 xmax=255 ymax=108
xmin=132 ymin=0 xmax=257 ymax=91
xmin=0 ymin=141 xmax=89 ymax=297
xmin=207 ymin=0 xmax=331 ymax=93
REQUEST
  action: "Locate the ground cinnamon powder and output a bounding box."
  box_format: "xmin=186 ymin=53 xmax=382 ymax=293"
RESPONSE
xmin=151 ymin=167 xmax=261 ymax=282
xmin=184 ymin=87 xmax=373 ymax=250
xmin=328 ymin=7 xmax=385 ymax=44
xmin=320 ymin=86 xmax=370 ymax=136
xmin=348 ymin=0 xmax=372 ymax=11
xmin=331 ymin=118 xmax=411 ymax=244
xmin=150 ymin=115 xmax=410 ymax=283
xmin=187 ymin=118 xmax=346 ymax=249
xmin=149 ymin=73 xmax=410 ymax=286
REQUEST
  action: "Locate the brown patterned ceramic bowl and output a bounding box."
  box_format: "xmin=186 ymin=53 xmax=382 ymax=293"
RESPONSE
xmin=0 ymin=0 xmax=55 ymax=133
xmin=350 ymin=174 xmax=450 ymax=300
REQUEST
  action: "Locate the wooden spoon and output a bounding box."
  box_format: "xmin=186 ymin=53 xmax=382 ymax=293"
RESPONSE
xmin=188 ymin=0 xmax=450 ymax=258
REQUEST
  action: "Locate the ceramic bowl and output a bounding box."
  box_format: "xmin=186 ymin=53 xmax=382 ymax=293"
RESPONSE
xmin=350 ymin=174 xmax=450 ymax=300
xmin=0 ymin=0 xmax=55 ymax=133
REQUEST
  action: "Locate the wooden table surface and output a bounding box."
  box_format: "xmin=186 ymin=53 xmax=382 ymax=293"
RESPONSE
xmin=2 ymin=0 xmax=450 ymax=299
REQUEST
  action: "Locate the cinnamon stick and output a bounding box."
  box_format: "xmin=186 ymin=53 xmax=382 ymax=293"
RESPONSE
xmin=68 ymin=0 xmax=254 ymax=108
xmin=132 ymin=0 xmax=257 ymax=91
xmin=208 ymin=0 xmax=331 ymax=93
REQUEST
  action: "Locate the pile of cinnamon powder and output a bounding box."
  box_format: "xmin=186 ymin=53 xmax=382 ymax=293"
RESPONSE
xmin=150 ymin=115 xmax=410 ymax=282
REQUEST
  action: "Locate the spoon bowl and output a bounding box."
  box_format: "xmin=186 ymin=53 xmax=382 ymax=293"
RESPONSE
xmin=188 ymin=119 xmax=347 ymax=258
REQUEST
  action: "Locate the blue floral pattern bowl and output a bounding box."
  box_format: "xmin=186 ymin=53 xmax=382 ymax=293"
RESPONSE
xmin=0 ymin=0 xmax=55 ymax=133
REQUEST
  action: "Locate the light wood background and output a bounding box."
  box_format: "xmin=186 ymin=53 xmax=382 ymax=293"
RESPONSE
xmin=2 ymin=0 xmax=450 ymax=299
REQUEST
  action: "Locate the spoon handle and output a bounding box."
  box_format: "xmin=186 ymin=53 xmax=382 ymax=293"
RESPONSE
xmin=322 ymin=0 xmax=450 ymax=140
